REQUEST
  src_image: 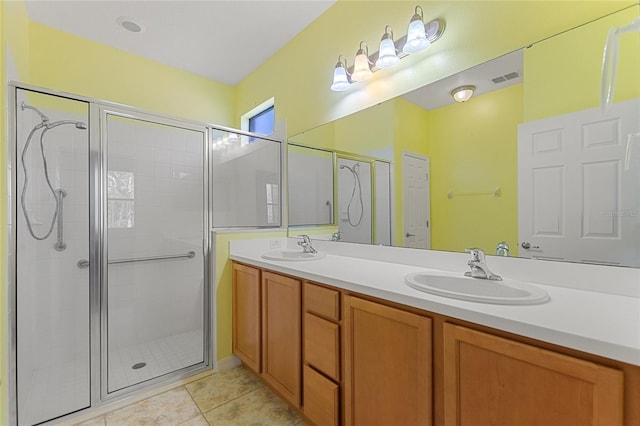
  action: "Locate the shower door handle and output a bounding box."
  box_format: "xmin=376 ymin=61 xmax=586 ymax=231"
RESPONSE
xmin=77 ymin=259 xmax=90 ymax=269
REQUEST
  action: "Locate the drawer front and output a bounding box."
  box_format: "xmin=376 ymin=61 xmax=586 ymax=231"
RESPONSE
xmin=305 ymin=313 xmax=340 ymax=381
xmin=304 ymin=282 xmax=340 ymax=321
xmin=304 ymin=365 xmax=339 ymax=426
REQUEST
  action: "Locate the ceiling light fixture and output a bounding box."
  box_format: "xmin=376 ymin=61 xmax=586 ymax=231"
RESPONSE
xmin=117 ymin=16 xmax=144 ymax=33
xmin=451 ymin=85 xmax=476 ymax=102
xmin=330 ymin=5 xmax=445 ymax=92
xmin=376 ymin=26 xmax=400 ymax=69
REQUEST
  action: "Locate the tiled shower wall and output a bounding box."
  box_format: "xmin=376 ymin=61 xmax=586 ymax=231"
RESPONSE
xmin=105 ymin=117 xmax=204 ymax=353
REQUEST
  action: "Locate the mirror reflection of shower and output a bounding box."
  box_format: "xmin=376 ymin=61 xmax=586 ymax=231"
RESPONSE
xmin=337 ymin=158 xmax=373 ymax=244
xmin=20 ymin=102 xmax=87 ymax=251
xmin=339 ymin=163 xmax=363 ymax=227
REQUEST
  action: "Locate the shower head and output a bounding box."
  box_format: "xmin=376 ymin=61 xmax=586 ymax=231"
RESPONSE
xmin=21 ymin=102 xmax=50 ymax=123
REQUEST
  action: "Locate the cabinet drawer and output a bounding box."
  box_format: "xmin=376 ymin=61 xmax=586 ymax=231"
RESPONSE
xmin=304 ymin=365 xmax=339 ymax=426
xmin=304 ymin=282 xmax=340 ymax=321
xmin=305 ymin=312 xmax=340 ymax=381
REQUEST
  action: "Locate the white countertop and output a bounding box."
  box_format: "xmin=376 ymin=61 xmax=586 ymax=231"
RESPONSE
xmin=228 ymin=238 xmax=640 ymax=366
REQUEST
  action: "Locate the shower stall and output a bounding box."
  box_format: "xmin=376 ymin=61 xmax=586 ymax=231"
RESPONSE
xmin=9 ymin=86 xmax=212 ymax=425
xmin=336 ymin=155 xmax=391 ymax=245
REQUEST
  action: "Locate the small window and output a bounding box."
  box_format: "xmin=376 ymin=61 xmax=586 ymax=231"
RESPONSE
xmin=107 ymin=170 xmax=135 ymax=228
xmin=249 ymin=105 xmax=275 ymax=139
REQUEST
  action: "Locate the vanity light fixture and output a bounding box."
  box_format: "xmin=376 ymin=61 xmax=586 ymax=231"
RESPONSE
xmin=403 ymin=6 xmax=430 ymax=54
xmin=376 ymin=26 xmax=400 ymax=69
xmin=329 ymin=5 xmax=445 ymax=92
xmin=330 ymin=55 xmax=351 ymax=92
xmin=352 ymin=42 xmax=374 ymax=82
xmin=451 ymin=85 xmax=476 ymax=102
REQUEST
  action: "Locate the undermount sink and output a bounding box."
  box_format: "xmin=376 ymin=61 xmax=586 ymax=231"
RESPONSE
xmin=405 ymin=272 xmax=550 ymax=305
xmin=261 ymin=249 xmax=327 ymax=262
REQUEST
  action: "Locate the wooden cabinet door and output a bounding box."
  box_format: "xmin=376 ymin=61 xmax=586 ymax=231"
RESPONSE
xmin=344 ymin=296 xmax=432 ymax=426
xmin=443 ymin=323 xmax=624 ymax=426
xmin=232 ymin=262 xmax=261 ymax=372
xmin=262 ymin=271 xmax=301 ymax=408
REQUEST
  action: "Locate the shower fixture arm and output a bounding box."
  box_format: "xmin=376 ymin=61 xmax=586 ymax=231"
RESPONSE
xmin=20 ymin=117 xmax=87 ymax=249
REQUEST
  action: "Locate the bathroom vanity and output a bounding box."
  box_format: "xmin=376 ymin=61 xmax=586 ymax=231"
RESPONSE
xmin=230 ymin=238 xmax=640 ymax=426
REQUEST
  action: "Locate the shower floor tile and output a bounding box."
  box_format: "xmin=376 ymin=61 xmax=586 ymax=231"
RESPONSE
xmin=108 ymin=329 xmax=203 ymax=392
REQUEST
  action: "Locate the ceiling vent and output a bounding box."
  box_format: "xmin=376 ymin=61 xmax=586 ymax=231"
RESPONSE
xmin=492 ymin=71 xmax=519 ymax=84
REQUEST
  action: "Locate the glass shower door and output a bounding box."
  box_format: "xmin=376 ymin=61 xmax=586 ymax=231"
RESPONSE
xmin=15 ymin=89 xmax=91 ymax=425
xmin=104 ymin=113 xmax=206 ymax=393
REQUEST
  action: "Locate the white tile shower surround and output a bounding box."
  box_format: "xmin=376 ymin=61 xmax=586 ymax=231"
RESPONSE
xmin=16 ymin=99 xmax=92 ymax=425
xmin=18 ymin=329 xmax=202 ymax=425
xmin=18 ymin=356 xmax=89 ymax=426
xmin=108 ymin=329 xmax=204 ymax=392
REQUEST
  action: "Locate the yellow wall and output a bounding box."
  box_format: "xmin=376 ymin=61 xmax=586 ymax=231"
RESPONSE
xmin=427 ymin=84 xmax=522 ymax=255
xmin=237 ymin=1 xmax=633 ymax=137
xmin=27 ymin=22 xmax=236 ymax=125
xmin=214 ymin=231 xmax=287 ymax=360
xmin=524 ymin=5 xmax=640 ymax=121
xmin=334 ymin=101 xmax=393 ymax=154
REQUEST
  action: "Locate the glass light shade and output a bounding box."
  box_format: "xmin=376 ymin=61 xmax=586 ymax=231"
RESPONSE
xmin=330 ymin=65 xmax=351 ymax=92
xmin=451 ymin=86 xmax=475 ymax=102
xmin=352 ymin=52 xmax=373 ymax=81
xmin=375 ymin=38 xmax=400 ymax=69
xmin=403 ymin=19 xmax=430 ymax=54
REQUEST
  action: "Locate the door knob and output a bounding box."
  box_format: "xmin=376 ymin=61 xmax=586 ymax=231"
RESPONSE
xmin=405 ymin=232 xmax=415 ymax=238
xmin=77 ymin=259 xmax=90 ymax=269
xmin=521 ymin=242 xmax=540 ymax=250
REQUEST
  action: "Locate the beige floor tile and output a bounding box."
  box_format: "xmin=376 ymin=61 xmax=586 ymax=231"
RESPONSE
xmin=104 ymin=387 xmax=200 ymax=425
xmin=203 ymin=387 xmax=301 ymax=426
xmin=178 ymin=415 xmax=209 ymax=426
xmin=74 ymin=416 xmax=106 ymax=426
xmin=185 ymin=366 xmax=263 ymax=412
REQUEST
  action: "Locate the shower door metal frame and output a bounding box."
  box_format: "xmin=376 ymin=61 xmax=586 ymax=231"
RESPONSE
xmin=97 ymin=105 xmax=212 ymax=402
xmin=6 ymin=82 xmax=214 ymax=425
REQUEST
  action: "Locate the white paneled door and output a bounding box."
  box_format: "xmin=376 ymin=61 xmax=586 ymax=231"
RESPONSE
xmin=518 ymin=99 xmax=640 ymax=267
xmin=403 ymin=153 xmax=430 ymax=249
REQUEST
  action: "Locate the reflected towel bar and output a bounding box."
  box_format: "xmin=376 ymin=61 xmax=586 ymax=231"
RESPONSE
xmin=109 ymin=251 xmax=196 ymax=265
xmin=447 ymin=187 xmax=502 ymax=199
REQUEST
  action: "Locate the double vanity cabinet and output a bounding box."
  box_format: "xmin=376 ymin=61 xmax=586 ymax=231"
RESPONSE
xmin=232 ymin=261 xmax=639 ymax=426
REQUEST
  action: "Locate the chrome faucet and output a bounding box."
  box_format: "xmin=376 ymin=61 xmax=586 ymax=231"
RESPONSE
xmin=464 ymin=248 xmax=502 ymax=280
xmin=297 ymin=235 xmax=317 ymax=254
xmin=331 ymin=232 xmax=341 ymax=241
xmin=496 ymin=241 xmax=510 ymax=256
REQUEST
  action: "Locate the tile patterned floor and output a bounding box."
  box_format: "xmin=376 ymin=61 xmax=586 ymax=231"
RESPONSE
xmin=73 ymin=366 xmax=307 ymax=426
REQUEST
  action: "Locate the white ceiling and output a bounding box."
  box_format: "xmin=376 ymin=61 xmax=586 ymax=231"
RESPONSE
xmin=402 ymin=49 xmax=524 ymax=110
xmin=26 ymin=0 xmax=336 ymax=86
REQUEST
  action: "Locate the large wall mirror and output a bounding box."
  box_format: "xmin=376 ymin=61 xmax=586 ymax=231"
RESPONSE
xmin=287 ymin=6 xmax=640 ymax=268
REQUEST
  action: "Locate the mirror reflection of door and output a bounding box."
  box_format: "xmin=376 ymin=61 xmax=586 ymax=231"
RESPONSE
xmin=403 ymin=152 xmax=431 ymax=249
xmin=518 ymin=99 xmax=640 ymax=266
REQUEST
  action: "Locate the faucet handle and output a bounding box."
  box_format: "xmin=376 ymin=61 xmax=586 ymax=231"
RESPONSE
xmin=465 ymin=248 xmax=485 ymax=262
xmin=297 ymin=234 xmax=311 ymax=244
